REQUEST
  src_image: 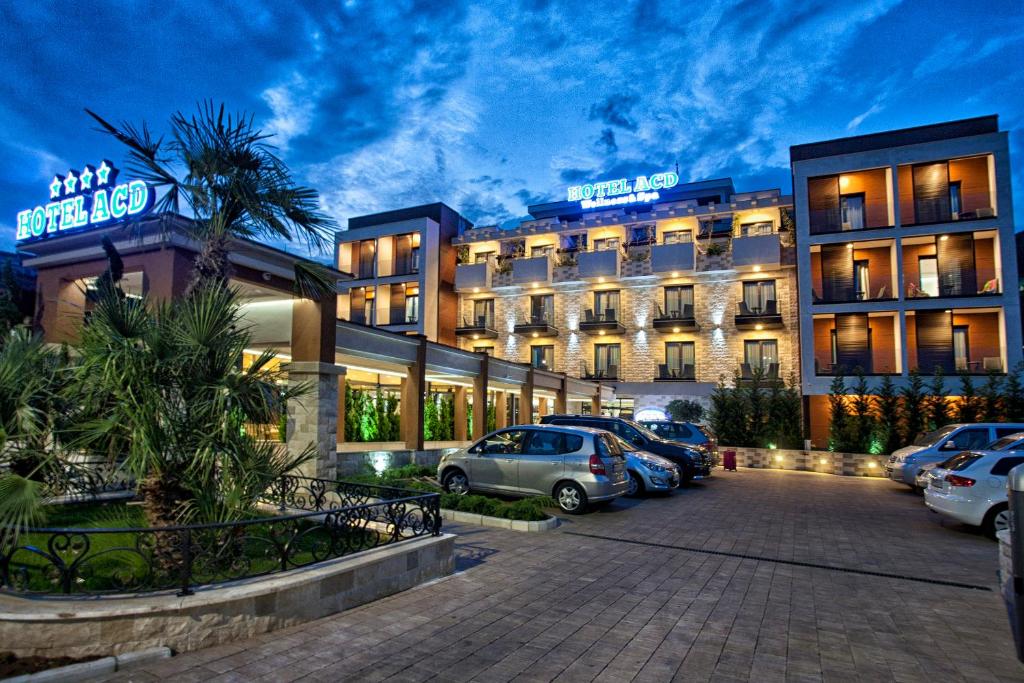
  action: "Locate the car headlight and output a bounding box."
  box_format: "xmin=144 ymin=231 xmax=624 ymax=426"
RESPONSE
xmin=641 ymin=460 xmax=668 ymax=473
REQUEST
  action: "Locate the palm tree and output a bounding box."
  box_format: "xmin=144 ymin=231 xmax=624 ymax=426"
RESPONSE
xmin=86 ymin=101 xmax=338 ymax=297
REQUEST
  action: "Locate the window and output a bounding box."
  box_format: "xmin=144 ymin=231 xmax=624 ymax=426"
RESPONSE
xmin=662 ymin=230 xmax=692 ymax=244
xmin=358 ymin=240 xmax=376 ymax=278
xmin=665 ymin=342 xmax=695 ymax=377
xmin=950 ymin=181 xmax=962 ymax=220
xmin=409 ymin=246 xmax=420 ymax=273
xmin=531 ymin=345 xmax=554 ymax=370
xmin=840 ymin=194 xmax=865 ymax=230
xmin=948 ymin=428 xmax=990 ymax=451
xmin=996 ymin=427 xmax=1024 ymax=439
xmin=531 ymin=244 xmax=554 ymax=258
xmin=664 ymin=285 xmax=694 ymax=317
xmin=854 ymin=260 xmax=870 ymax=300
xmin=919 ymin=256 xmax=939 ymax=297
xmin=530 ymin=294 xmax=554 ymax=324
xmin=350 ymin=287 xmax=375 ymax=325
xmin=404 ymin=288 xmax=419 ymax=324
xmin=471 ymin=429 xmax=529 ymax=454
xmin=473 ymin=345 xmax=494 ymax=355
xmin=742 ymin=280 xmax=776 ymax=314
xmin=629 ymin=224 xmax=654 ymax=245
xmin=594 ymin=290 xmax=620 ymax=321
xmin=740 ymin=221 xmax=773 ymax=237
xmin=953 ymin=325 xmax=969 ymax=371
xmin=474 ymin=251 xmax=494 ymax=264
xmin=472 ymin=299 xmax=494 ymax=327
xmin=523 ymin=431 xmax=583 ymax=455
xmin=744 ymin=340 xmax=778 ymax=372
xmin=595 ymin=344 xmax=621 ymax=377
xmin=991 ymin=457 xmax=1024 ymax=477
xmin=594 ymin=237 xmax=620 ymax=251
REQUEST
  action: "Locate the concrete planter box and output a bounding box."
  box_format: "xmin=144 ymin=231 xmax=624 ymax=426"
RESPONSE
xmin=441 ymin=508 xmax=559 ymax=532
xmin=720 ymin=445 xmax=886 ymax=477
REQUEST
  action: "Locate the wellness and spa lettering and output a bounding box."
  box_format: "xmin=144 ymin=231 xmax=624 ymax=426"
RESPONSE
xmin=15 ymin=161 xmax=154 ymax=243
xmin=566 ymin=171 xmax=679 ymax=210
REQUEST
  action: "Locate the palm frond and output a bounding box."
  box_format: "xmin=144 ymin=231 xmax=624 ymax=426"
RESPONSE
xmin=292 ymin=260 xmax=339 ymax=300
xmin=0 ymin=475 xmax=45 ymax=537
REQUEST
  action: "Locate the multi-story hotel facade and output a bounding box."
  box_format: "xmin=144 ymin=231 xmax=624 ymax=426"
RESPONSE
xmin=791 ymin=116 xmax=1022 ymax=445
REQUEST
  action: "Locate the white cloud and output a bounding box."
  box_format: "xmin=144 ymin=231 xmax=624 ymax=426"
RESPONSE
xmin=261 ymin=73 xmax=320 ymax=152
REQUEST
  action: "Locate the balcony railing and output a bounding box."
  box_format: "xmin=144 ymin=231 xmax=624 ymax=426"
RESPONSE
xmin=732 ymin=233 xmax=780 ymax=271
xmin=734 ymin=301 xmax=783 ymax=330
xmin=578 ymin=249 xmax=620 ymax=279
xmin=582 ymin=364 xmax=619 ymax=381
xmin=738 ymin=364 xmax=782 ymax=382
xmin=578 ymin=309 xmax=625 ymax=335
xmin=650 ymin=241 xmax=695 ymax=274
xmin=455 ymin=314 xmax=498 ymax=339
xmin=652 ymin=305 xmax=698 ymax=333
xmin=514 ymin=313 xmax=558 ymax=337
xmin=511 ymin=254 xmax=553 ymax=286
xmin=455 ymin=260 xmax=492 ymax=291
xmin=655 ymin=364 xmax=695 ymax=381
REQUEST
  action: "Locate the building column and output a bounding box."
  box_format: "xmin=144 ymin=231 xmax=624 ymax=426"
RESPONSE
xmin=537 ymin=397 xmax=548 ymax=418
xmin=520 ymin=370 xmax=535 ymax=424
xmin=591 ymin=384 xmax=602 ymax=415
xmin=472 ymin=353 xmax=489 ymax=439
xmin=495 ymin=391 xmax=508 ymax=429
xmin=555 ymin=377 xmax=568 ymax=414
xmin=337 ymin=374 xmax=347 ymax=444
xmin=401 ymin=335 xmax=427 ymax=450
xmin=287 ymin=295 xmax=340 ymax=478
xmin=454 ymin=386 xmax=468 ymax=441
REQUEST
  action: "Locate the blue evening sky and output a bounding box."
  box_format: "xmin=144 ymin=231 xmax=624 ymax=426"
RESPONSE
xmin=1 ymin=1 xmax=1022 ymax=258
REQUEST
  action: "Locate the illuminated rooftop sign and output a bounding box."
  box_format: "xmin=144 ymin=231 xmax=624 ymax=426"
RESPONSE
xmin=15 ymin=161 xmax=154 ymax=243
xmin=567 ymin=171 xmax=679 ymax=210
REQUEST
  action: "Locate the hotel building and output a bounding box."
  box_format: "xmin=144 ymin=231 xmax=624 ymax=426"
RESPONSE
xmin=791 ymin=115 xmax=1022 ymax=445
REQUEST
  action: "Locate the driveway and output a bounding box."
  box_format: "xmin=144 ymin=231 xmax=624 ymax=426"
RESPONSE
xmin=98 ymin=470 xmax=1024 ymax=682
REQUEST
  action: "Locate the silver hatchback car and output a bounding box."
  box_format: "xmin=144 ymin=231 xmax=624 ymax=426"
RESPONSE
xmin=437 ymin=425 xmax=629 ymax=514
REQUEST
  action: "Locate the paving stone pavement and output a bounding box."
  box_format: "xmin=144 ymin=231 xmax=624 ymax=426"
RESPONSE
xmin=95 ymin=469 xmax=1024 ymax=682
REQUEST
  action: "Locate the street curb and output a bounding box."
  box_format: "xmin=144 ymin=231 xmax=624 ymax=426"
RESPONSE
xmin=441 ymin=508 xmax=559 ymax=532
xmin=6 ymin=646 xmax=171 ymax=682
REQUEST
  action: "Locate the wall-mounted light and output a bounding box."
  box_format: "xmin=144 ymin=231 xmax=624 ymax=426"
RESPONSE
xmin=671 ymin=271 xmax=679 ymax=278
xmin=598 ymin=277 xmax=605 ymax=283
xmin=472 ymin=334 xmax=479 ymax=340
xmin=531 ymin=282 xmax=539 ymax=289
xmin=940 ymin=235 xmax=949 ymax=241
xmin=753 ymin=265 xmax=761 ymax=272
xmin=819 ymin=458 xmax=828 ymax=465
xmin=532 ymin=332 xmax=539 ymax=338
xmin=755 ymin=323 xmax=764 ymax=331
xmin=846 ymin=243 xmax=854 ymax=249
xmin=598 ymin=330 xmax=606 ymax=336
xmin=673 ymin=327 xmax=681 ymax=333
xmin=472 ymin=287 xmax=479 ymax=293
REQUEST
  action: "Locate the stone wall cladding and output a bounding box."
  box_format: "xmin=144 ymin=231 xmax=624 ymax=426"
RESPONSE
xmin=721 ymin=445 xmax=887 ymax=477
xmin=0 ymin=534 xmax=455 ymax=659
xmin=287 ymin=366 xmax=341 ymax=479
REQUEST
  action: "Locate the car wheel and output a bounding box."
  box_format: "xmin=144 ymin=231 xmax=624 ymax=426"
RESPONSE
xmin=626 ymin=471 xmax=645 ymax=497
xmin=442 ymin=469 xmax=470 ymax=496
xmin=983 ymin=503 xmax=1010 ymax=539
xmin=555 ymin=482 xmax=588 ymax=514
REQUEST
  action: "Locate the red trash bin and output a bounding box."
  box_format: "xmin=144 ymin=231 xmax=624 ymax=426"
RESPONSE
xmin=723 ymin=449 xmax=737 ymax=472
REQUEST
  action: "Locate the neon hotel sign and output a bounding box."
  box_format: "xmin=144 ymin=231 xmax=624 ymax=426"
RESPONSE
xmin=15 ymin=161 xmax=154 ymax=243
xmin=567 ymin=171 xmax=679 ymax=210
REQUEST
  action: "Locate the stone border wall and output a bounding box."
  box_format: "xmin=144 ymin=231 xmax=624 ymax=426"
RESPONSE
xmin=721 ymin=446 xmax=886 ymax=477
xmin=0 ymin=534 xmax=454 ymax=660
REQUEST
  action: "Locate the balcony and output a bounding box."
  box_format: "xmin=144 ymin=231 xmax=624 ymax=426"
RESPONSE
xmin=578 ymin=309 xmax=625 ymax=336
xmin=813 ymin=312 xmax=899 ymax=376
xmin=652 ymin=304 xmax=699 ymax=333
xmin=578 ymin=249 xmax=620 ymax=280
xmin=734 ymin=301 xmax=783 ymax=330
xmin=514 ymin=313 xmax=558 ymax=338
xmin=737 ymin=364 xmax=782 ymax=382
xmin=811 ymin=240 xmax=896 ymax=303
xmin=650 ymin=241 xmax=695 ymax=274
xmin=455 ymin=314 xmax=498 ymax=340
xmin=455 ymin=261 xmax=492 ymax=292
xmin=908 ymin=307 xmax=1005 ymax=374
xmin=512 ymin=255 xmax=552 ymax=286
xmin=898 ymin=155 xmax=995 ymax=226
xmin=655 ymin=364 xmax=695 ymax=381
xmin=902 ymin=231 xmax=1001 ymax=299
xmin=732 ymin=233 xmax=781 ymax=271
xmin=582 ymin=364 xmax=619 ymax=381
xmin=808 ymin=168 xmax=892 ymax=235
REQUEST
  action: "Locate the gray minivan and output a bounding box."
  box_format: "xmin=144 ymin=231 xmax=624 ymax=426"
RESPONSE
xmin=437 ymin=425 xmax=628 ymax=514
xmin=886 ymin=423 xmax=1024 ymax=488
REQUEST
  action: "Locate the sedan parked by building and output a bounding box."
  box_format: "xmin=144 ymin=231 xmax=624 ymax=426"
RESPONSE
xmin=607 ymin=434 xmax=680 ymax=496
xmin=437 ymin=425 xmax=628 ymax=514
xmin=885 ymin=423 xmax=1024 ymax=487
xmin=924 ymin=450 xmax=1024 ymax=538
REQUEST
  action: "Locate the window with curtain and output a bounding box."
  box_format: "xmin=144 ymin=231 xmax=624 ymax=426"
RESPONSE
xmin=666 ymin=342 xmax=695 ymax=376
xmin=531 ymin=345 xmax=554 ymax=371
xmin=473 ymin=345 xmax=494 ymax=355
xmin=744 ymin=340 xmax=778 ymax=371
xmin=530 ymin=294 xmax=554 ymax=324
xmin=953 ymin=326 xmax=970 ymax=370
xmin=740 ymin=221 xmax=774 ymax=237
xmin=913 ymin=162 xmax=951 ymax=224
xmin=662 ymin=230 xmax=692 ymax=244
xmin=474 ymin=251 xmax=494 ymax=264
xmin=531 ymin=244 xmax=553 ymax=258
xmin=358 ymin=240 xmax=376 ymax=278
xmin=841 ymin=194 xmax=865 ymax=230
xmin=919 ymin=256 xmax=939 ymax=297
xmin=595 ymin=344 xmax=621 ymax=376
xmin=363 ymin=288 xmax=376 ymax=325
xmin=404 ymin=287 xmax=419 ymax=323
xmin=594 ymin=237 xmax=620 ymax=251
xmin=472 ymin=299 xmax=494 ymax=327
xmin=742 ymin=281 xmax=776 ymax=313
xmin=854 ymin=260 xmax=870 ymax=300
xmin=664 ymin=285 xmax=694 ymax=317
xmin=594 ymin=290 xmax=620 ymax=321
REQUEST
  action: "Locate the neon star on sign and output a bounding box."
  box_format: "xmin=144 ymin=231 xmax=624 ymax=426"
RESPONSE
xmin=15 ymin=160 xmax=153 ymax=243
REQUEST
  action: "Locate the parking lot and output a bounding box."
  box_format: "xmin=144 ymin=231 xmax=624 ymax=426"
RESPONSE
xmin=101 ymin=469 xmax=1024 ymax=682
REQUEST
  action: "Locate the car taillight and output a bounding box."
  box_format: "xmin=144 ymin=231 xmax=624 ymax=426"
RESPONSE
xmin=945 ymin=474 xmax=976 ymax=487
xmin=589 ymin=453 xmax=606 ymax=476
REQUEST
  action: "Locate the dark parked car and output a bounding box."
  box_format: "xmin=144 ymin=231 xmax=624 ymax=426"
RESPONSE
xmin=639 ymin=420 xmax=717 ymax=462
xmin=539 ymin=414 xmax=712 ymax=483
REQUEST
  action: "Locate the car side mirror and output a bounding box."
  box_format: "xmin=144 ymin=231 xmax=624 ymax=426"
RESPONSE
xmin=942 ymin=440 xmax=959 ymax=451
xmin=632 ymin=436 xmax=645 ymax=447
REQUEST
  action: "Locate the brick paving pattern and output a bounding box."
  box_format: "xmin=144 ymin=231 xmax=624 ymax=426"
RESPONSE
xmin=96 ymin=470 xmax=1024 ymax=682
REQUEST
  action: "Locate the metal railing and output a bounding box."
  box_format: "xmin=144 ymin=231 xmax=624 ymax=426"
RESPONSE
xmin=0 ymin=475 xmax=441 ymax=597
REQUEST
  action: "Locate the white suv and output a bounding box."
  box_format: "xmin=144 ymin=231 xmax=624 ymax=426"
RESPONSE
xmin=924 ymin=448 xmax=1024 ymax=538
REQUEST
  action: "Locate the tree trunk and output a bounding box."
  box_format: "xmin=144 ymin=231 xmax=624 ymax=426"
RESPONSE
xmin=185 ymin=233 xmax=231 ymax=296
xmin=138 ymin=475 xmax=191 ymax=579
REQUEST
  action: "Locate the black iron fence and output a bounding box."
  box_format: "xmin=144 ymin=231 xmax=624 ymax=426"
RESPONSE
xmin=0 ymin=475 xmax=441 ymax=597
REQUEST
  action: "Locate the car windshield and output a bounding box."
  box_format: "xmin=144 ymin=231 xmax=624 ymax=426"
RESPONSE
xmin=619 ymin=418 xmax=662 ymax=441
xmin=945 ymin=452 xmax=982 ymax=471
xmin=913 ymin=424 xmax=959 ymax=447
xmin=987 ymin=434 xmax=1024 ymax=451
xmin=610 ymin=434 xmax=640 ymax=453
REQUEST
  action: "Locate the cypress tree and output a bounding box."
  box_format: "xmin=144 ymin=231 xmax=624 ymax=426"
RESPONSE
xmin=828 ymin=374 xmax=850 ymax=452
xmin=979 ymin=371 xmax=1004 ymax=422
xmin=849 ymin=370 xmax=875 ymax=454
xmin=876 ymin=375 xmax=902 ymax=453
xmin=957 ymin=372 xmax=978 ymax=423
xmin=345 ymin=384 xmax=360 ymax=442
xmin=746 ymin=369 xmax=768 ymax=447
xmin=926 ymin=367 xmax=950 ymax=430
xmin=1004 ymin=363 xmax=1024 ymax=422
xmin=900 ymin=370 xmax=926 ymax=446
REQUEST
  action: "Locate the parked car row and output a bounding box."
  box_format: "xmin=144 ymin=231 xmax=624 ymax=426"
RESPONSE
xmin=437 ymin=415 xmax=716 ymax=514
xmin=885 ymin=422 xmax=1024 ymax=538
